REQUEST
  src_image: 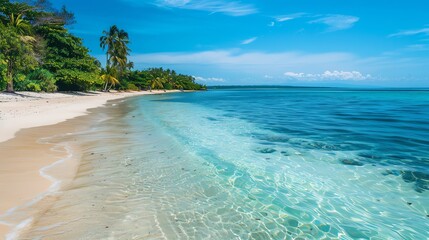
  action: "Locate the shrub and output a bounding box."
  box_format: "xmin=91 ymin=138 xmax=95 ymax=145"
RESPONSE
xmin=26 ymin=82 xmax=42 ymax=92
xmin=13 ymin=74 xmax=29 ymax=91
xmin=126 ymin=83 xmax=140 ymax=91
xmin=164 ymin=82 xmax=173 ymax=90
xmin=0 ymin=62 xmax=6 ymax=91
xmin=27 ymin=69 xmax=57 ymax=92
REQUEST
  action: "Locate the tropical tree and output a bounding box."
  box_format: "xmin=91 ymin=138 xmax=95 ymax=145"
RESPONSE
xmin=100 ymin=67 xmax=119 ymax=91
xmin=100 ymin=25 xmax=117 ymax=68
xmin=0 ymin=23 xmax=36 ymax=92
xmin=0 ymin=1 xmax=38 ymax=92
xmin=100 ymin=25 xmax=130 ymax=90
xmin=149 ymin=76 xmax=165 ymax=91
xmin=0 ymin=0 xmax=105 ymax=92
xmin=146 ymin=68 xmax=165 ymax=91
xmin=38 ymin=25 xmax=101 ymax=90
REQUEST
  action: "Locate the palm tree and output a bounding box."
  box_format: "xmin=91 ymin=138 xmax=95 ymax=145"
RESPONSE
xmin=100 ymin=67 xmax=119 ymax=91
xmin=149 ymin=77 xmax=165 ymax=91
xmin=100 ymin=25 xmax=118 ymax=68
xmin=100 ymin=25 xmax=130 ymax=91
xmin=100 ymin=26 xmax=130 ymax=69
xmin=112 ymin=28 xmax=129 ymax=67
xmin=9 ymin=13 xmax=31 ymax=35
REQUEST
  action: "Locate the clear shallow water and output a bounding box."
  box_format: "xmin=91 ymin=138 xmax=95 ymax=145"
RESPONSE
xmin=20 ymin=88 xmax=429 ymax=239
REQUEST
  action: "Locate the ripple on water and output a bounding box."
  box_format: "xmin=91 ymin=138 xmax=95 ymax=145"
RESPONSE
xmin=18 ymin=90 xmax=429 ymax=239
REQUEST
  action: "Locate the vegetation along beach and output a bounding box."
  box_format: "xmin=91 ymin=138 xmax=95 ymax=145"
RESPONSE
xmin=1 ymin=0 xmax=428 ymax=239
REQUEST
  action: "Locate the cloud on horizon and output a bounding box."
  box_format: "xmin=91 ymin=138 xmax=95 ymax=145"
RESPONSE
xmin=284 ymin=70 xmax=372 ymax=81
xmin=121 ymin=49 xmax=429 ymax=86
xmin=309 ymin=15 xmax=359 ymax=31
xmin=150 ymin=0 xmax=257 ymax=16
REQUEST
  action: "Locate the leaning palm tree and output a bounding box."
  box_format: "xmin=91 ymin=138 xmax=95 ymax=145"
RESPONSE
xmin=100 ymin=67 xmax=120 ymax=91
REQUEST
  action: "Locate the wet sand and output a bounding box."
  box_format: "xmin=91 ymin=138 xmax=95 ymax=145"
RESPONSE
xmin=0 ymin=118 xmax=85 ymax=239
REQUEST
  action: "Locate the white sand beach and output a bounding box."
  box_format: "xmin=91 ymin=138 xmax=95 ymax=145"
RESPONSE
xmin=0 ymin=91 xmax=180 ymax=143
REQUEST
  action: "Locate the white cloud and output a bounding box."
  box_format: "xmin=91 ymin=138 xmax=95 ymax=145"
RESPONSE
xmin=275 ymin=13 xmax=306 ymax=22
xmin=123 ymin=49 xmax=429 ymax=86
xmin=310 ymin=15 xmax=359 ymax=31
xmin=389 ymin=27 xmax=429 ymax=37
xmin=404 ymin=44 xmax=429 ymax=51
xmin=284 ymin=72 xmax=306 ymax=78
xmin=284 ymin=70 xmax=371 ymax=81
xmin=241 ymin=37 xmax=257 ymax=45
xmin=130 ymin=49 xmax=354 ymax=66
xmin=161 ymin=0 xmax=190 ymax=6
xmin=194 ymin=76 xmax=225 ymax=82
xmin=277 ymin=17 xmax=293 ymax=22
xmin=152 ymin=0 xmax=257 ymax=16
xmin=268 ymin=21 xmax=275 ymax=27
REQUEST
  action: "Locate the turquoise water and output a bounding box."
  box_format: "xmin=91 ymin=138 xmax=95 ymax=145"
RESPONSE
xmin=20 ymin=88 xmax=429 ymax=239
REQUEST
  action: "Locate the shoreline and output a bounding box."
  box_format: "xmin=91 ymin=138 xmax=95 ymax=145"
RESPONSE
xmin=0 ymin=90 xmax=181 ymax=144
xmin=0 ymin=90 xmax=181 ymax=239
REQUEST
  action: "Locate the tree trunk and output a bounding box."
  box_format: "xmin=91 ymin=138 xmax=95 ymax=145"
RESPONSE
xmin=103 ymin=53 xmax=109 ymax=92
xmin=6 ymin=61 xmax=14 ymax=93
xmin=103 ymin=80 xmax=109 ymax=92
xmin=6 ymin=80 xmax=14 ymax=92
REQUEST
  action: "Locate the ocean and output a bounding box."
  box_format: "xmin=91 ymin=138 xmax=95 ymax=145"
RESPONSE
xmin=17 ymin=87 xmax=429 ymax=239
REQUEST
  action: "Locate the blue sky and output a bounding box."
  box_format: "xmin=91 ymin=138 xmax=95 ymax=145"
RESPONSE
xmin=54 ymin=0 xmax=428 ymax=87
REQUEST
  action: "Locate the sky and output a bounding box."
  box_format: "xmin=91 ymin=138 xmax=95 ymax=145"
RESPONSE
xmin=52 ymin=0 xmax=429 ymax=87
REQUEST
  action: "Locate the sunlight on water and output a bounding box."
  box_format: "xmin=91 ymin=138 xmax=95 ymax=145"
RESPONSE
xmin=20 ymin=88 xmax=429 ymax=239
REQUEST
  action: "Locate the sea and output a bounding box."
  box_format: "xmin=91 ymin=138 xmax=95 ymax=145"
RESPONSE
xmin=13 ymin=87 xmax=429 ymax=239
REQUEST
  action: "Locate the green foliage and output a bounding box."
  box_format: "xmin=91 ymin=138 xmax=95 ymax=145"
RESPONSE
xmin=36 ymin=25 xmax=101 ymax=90
xmin=25 ymin=82 xmax=41 ymax=92
xmin=1 ymin=0 xmax=204 ymax=92
xmin=100 ymin=66 xmax=119 ymax=91
xmin=0 ymin=22 xmax=37 ymax=91
xmin=12 ymin=73 xmax=27 ymax=90
xmin=122 ymin=67 xmax=206 ymax=91
xmin=126 ymin=83 xmax=139 ymax=91
xmin=0 ymin=56 xmax=6 ymax=90
xmin=118 ymin=82 xmax=139 ymax=91
xmin=1 ymin=0 xmax=99 ymax=92
xmin=27 ymin=68 xmax=57 ymax=92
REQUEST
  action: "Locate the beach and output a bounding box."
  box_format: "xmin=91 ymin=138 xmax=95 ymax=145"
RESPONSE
xmin=0 ymin=90 xmax=179 ymax=239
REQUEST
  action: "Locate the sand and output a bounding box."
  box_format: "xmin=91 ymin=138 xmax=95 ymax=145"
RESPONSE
xmin=0 ymin=90 xmax=180 ymax=239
